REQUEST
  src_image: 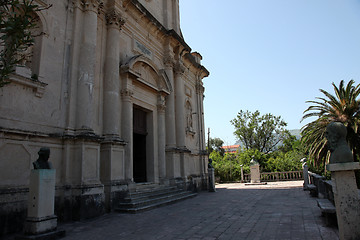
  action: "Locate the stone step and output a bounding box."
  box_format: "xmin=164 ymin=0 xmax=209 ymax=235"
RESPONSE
xmin=116 ymin=184 xmax=197 ymax=213
xmin=116 ymin=192 xmax=197 ymax=213
xmin=123 ymin=187 xmax=182 ymax=203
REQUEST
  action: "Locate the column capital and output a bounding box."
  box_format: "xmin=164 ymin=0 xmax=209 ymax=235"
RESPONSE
xmin=106 ymin=9 xmax=126 ymax=29
xmin=121 ymin=89 xmax=133 ymax=98
xmin=81 ymin=0 xmax=103 ymax=13
xmin=196 ymin=82 xmax=205 ymax=94
xmin=163 ymin=56 xmax=174 ymax=68
xmin=157 ymin=94 xmax=166 ymax=113
xmin=174 ymin=62 xmax=185 ymax=75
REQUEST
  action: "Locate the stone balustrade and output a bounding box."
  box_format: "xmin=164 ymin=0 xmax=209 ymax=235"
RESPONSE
xmin=219 ymin=170 xmax=304 ymax=183
xmin=260 ymin=171 xmax=304 ymax=182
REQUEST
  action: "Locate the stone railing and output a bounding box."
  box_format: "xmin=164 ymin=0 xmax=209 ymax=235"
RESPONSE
xmin=241 ymin=171 xmax=303 ymax=183
xmin=260 ymin=171 xmax=303 ymax=182
xmin=307 ymin=171 xmax=334 ymax=200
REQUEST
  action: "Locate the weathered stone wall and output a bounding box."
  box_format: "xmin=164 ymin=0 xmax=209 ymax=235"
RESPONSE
xmin=0 ymin=0 xmax=209 ymax=235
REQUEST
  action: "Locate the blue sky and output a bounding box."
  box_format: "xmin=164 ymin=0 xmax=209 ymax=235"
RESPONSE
xmin=179 ymin=0 xmax=360 ymax=145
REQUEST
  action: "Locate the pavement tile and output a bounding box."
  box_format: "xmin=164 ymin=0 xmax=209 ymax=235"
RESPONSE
xmin=4 ymin=181 xmax=339 ymax=240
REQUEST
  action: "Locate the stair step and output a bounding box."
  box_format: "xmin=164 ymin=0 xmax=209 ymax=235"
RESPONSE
xmin=118 ymin=191 xmax=192 ymax=207
xmin=115 ymin=183 xmax=197 ymax=213
xmin=125 ymin=187 xmax=180 ymax=201
xmin=116 ymin=192 xmax=197 ymax=213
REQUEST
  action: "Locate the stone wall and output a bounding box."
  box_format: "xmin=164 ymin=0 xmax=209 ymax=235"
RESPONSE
xmin=0 ymin=0 xmax=209 ymax=235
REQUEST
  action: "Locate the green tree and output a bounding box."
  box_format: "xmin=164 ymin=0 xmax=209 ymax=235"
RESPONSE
xmin=301 ymin=80 xmax=360 ymax=167
xmin=231 ymin=110 xmax=289 ymax=154
xmin=0 ymin=0 xmax=49 ymax=87
xmin=207 ymin=137 xmax=225 ymax=155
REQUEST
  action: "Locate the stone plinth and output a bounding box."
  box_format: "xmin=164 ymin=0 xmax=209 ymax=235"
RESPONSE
xmin=326 ymin=162 xmax=360 ymax=240
xmin=208 ymin=168 xmax=216 ymax=192
xmin=303 ymin=164 xmax=309 ymax=190
xmin=250 ymin=164 xmax=260 ymax=183
xmin=20 ymin=169 xmax=65 ymax=239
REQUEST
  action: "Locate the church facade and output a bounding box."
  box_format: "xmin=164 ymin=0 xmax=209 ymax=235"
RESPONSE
xmin=0 ymin=0 xmax=209 ymax=234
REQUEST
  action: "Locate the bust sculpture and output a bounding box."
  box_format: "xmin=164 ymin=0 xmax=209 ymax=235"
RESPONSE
xmin=325 ymin=122 xmax=353 ymax=164
xmin=208 ymin=158 xmax=213 ymax=169
xmin=250 ymin=157 xmax=259 ymax=166
xmin=33 ymin=147 xmax=52 ymax=169
xmin=300 ymin=158 xmax=307 ymax=168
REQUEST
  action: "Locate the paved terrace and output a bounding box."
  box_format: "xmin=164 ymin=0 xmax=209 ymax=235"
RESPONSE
xmin=9 ymin=181 xmax=339 ymax=240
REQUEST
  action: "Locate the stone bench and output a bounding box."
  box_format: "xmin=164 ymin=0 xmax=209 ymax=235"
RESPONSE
xmin=317 ymin=198 xmax=336 ymax=226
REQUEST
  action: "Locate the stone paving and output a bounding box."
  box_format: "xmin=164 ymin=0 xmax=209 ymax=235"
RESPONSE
xmin=55 ymin=181 xmax=338 ymax=240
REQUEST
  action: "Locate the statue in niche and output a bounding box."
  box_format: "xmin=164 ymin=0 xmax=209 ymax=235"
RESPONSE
xmin=325 ymin=122 xmax=353 ymax=164
xmin=33 ymin=147 xmax=53 ymax=169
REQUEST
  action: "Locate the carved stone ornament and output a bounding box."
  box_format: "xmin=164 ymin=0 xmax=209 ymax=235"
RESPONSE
xmin=106 ymin=10 xmax=125 ymax=29
xmin=81 ymin=0 xmax=103 ymax=13
xmin=121 ymin=89 xmax=133 ymax=98
xmin=196 ymin=82 xmax=204 ymax=94
xmin=157 ymin=95 xmax=166 ymax=112
xmin=163 ymin=56 xmax=174 ymax=68
xmin=174 ymin=62 xmax=185 ymax=75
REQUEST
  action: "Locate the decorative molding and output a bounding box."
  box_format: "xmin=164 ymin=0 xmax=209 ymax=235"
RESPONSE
xmin=120 ymin=89 xmax=133 ymax=98
xmin=174 ymin=62 xmax=185 ymax=75
xmin=163 ymin=56 xmax=174 ymax=68
xmin=196 ymin=82 xmax=205 ymax=94
xmin=157 ymin=94 xmax=166 ymax=113
xmin=105 ymin=10 xmax=125 ymax=29
xmin=121 ymin=0 xmax=131 ymax=9
xmin=81 ymin=0 xmax=103 ymax=13
xmin=186 ymin=127 xmax=196 ymax=137
xmin=8 ymin=73 xmax=47 ymax=98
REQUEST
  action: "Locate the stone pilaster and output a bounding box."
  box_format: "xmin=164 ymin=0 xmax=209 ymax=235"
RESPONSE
xmin=164 ymin=58 xmax=176 ymax=148
xmin=196 ymin=81 xmax=207 ymax=174
xmin=174 ymin=62 xmax=186 ymax=148
xmin=103 ymin=9 xmax=125 ymax=140
xmin=157 ymin=94 xmax=166 ymax=182
xmin=121 ymin=88 xmax=134 ymax=181
xmin=164 ymin=57 xmax=176 ymax=179
xmin=100 ymin=9 xmax=127 ymax=211
xmin=75 ymin=0 xmax=103 ymax=134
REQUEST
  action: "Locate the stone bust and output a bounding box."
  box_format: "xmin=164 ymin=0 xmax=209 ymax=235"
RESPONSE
xmin=325 ymin=122 xmax=353 ymax=164
xmin=33 ymin=147 xmax=53 ymax=169
xmin=208 ymin=158 xmax=213 ymax=169
xmin=250 ymin=157 xmax=259 ymax=166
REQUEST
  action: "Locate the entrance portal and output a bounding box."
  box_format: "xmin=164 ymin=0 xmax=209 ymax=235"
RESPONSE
xmin=133 ymin=108 xmax=147 ymax=183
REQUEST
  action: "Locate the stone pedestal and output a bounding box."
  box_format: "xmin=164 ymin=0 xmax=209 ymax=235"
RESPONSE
xmin=326 ymin=162 xmax=360 ymax=240
xmin=240 ymin=166 xmax=244 ymax=183
xmin=19 ymin=170 xmax=65 ymax=239
xmin=208 ymin=168 xmax=216 ymax=192
xmin=250 ymin=164 xmax=260 ymax=183
xmin=303 ymin=164 xmax=309 ymax=190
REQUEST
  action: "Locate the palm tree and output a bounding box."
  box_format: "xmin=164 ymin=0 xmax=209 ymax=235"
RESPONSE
xmin=301 ymin=80 xmax=360 ymax=167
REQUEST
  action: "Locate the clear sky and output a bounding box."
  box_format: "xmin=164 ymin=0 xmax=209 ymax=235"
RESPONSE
xmin=179 ymin=0 xmax=360 ymax=146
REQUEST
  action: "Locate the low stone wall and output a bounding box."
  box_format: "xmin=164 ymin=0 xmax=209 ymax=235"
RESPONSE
xmin=308 ymin=171 xmax=332 ymax=199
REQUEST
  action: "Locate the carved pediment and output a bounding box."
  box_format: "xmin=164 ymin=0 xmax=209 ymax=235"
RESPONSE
xmin=133 ymin=61 xmax=158 ymax=89
xmin=120 ymin=54 xmax=171 ymax=94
